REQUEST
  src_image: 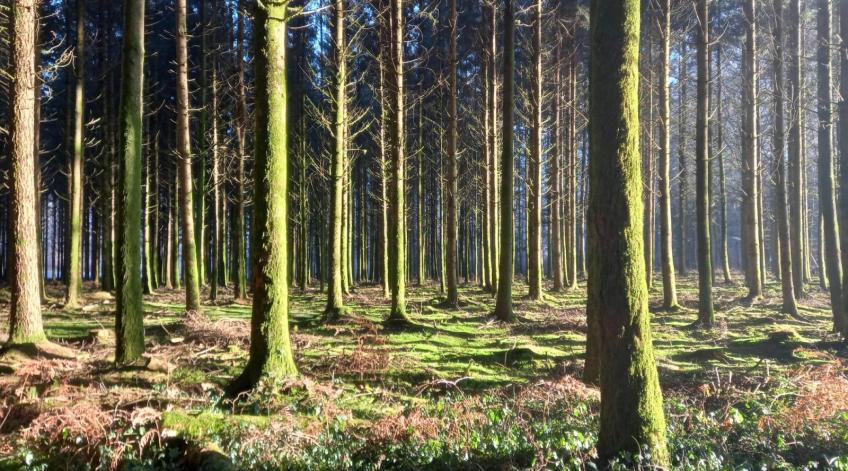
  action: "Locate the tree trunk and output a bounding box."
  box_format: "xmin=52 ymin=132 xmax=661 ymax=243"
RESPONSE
xmin=787 ymin=0 xmax=805 ymax=297
xmin=196 ymin=0 xmax=208 ymax=288
xmin=837 ymin=0 xmax=848 ymax=332
xmin=445 ymin=0 xmax=459 ymax=306
xmin=487 ymin=3 xmax=499 ymax=294
xmin=550 ymin=27 xmax=563 ymax=292
xmin=7 ymin=0 xmax=47 ymax=346
xmin=677 ymin=40 xmax=688 ymax=276
xmin=695 ymin=0 xmax=714 ymax=326
xmin=586 ymin=0 xmax=668 ymax=464
xmin=227 ymin=0 xmax=298 ymax=395
xmin=233 ymin=0 xmax=248 ymax=301
xmin=527 ymin=0 xmax=542 ymax=301
xmin=657 ymin=0 xmax=678 ymax=309
xmin=772 ymin=0 xmax=799 ymax=318
xmin=740 ymin=0 xmax=762 ymax=300
xmin=326 ymin=0 xmax=347 ymax=318
xmin=715 ymin=44 xmax=732 ymax=284
xmin=176 ymin=0 xmax=202 ymax=312
xmin=65 ymin=0 xmax=85 ymax=308
xmin=493 ymin=0 xmax=515 ymax=323
xmin=211 ymin=61 xmax=223 ymax=300
xmin=817 ymin=0 xmax=845 ymax=332
xmin=114 ymin=0 xmax=146 ymax=364
xmin=385 ymin=0 xmax=410 ymax=325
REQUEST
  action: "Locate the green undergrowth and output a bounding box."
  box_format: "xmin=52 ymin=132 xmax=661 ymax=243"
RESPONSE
xmin=2 ymin=275 xmax=848 ymax=469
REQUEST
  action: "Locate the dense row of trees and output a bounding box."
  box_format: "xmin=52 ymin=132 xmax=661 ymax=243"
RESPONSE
xmin=1 ymin=0 xmax=847 ymax=464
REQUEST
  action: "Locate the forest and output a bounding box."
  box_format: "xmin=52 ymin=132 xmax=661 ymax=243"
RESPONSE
xmin=1 ymin=0 xmax=848 ymax=469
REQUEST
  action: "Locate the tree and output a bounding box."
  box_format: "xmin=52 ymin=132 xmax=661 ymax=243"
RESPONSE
xmin=586 ymin=0 xmax=668 ymax=463
xmin=228 ymin=0 xmax=298 ymax=395
xmin=325 ymin=0 xmax=348 ymax=319
xmin=445 ymin=0 xmax=459 ymax=307
xmin=741 ymin=0 xmax=762 ymax=301
xmin=65 ymin=0 xmax=85 ymax=308
xmin=487 ymin=2 xmax=499 ymax=294
xmin=715 ymin=43 xmax=732 ymax=284
xmin=493 ymin=0 xmax=515 ymax=323
xmin=233 ymin=0 xmax=249 ymax=301
xmin=787 ymin=0 xmax=804 ymax=297
xmin=657 ymin=0 xmax=678 ymax=309
xmin=176 ymin=0 xmax=202 ymax=312
xmin=695 ymin=0 xmax=713 ymax=327
xmin=772 ymin=0 xmax=799 ymax=318
xmin=838 ymin=0 xmax=848 ymax=333
xmin=527 ymin=0 xmax=542 ymax=301
xmin=6 ymin=0 xmax=47 ymax=347
xmin=550 ymin=20 xmax=564 ymax=293
xmin=677 ymin=39 xmax=688 ymax=276
xmin=817 ymin=0 xmax=844 ymax=333
xmin=114 ymin=0 xmax=145 ymax=364
xmin=384 ymin=0 xmax=410 ymax=325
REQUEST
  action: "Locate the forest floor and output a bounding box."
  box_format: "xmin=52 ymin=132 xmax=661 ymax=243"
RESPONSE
xmin=1 ymin=275 xmax=848 ymax=470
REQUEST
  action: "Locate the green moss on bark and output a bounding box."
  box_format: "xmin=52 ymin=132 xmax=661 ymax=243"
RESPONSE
xmin=587 ymin=0 xmax=669 ymax=464
xmin=114 ymin=0 xmax=146 ymax=365
xmin=228 ymin=0 xmax=298 ymax=395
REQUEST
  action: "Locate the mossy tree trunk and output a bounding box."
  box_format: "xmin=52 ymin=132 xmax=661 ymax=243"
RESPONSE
xmin=817 ymin=0 xmax=845 ymax=332
xmin=487 ymin=3 xmax=499 ymax=294
xmin=526 ymin=0 xmax=542 ymax=301
xmin=196 ymin=0 xmax=208 ymax=289
xmin=65 ymin=0 xmax=85 ymax=309
xmin=741 ymin=0 xmax=762 ymax=301
xmin=211 ymin=62 xmax=223 ymax=301
xmin=550 ymin=29 xmax=563 ymax=293
xmin=445 ymin=0 xmax=459 ymax=307
xmin=677 ymin=40 xmax=687 ymax=276
xmin=384 ymin=0 xmax=410 ymax=325
xmin=772 ymin=0 xmax=799 ymax=318
xmin=715 ymin=44 xmax=732 ymax=284
xmin=378 ymin=50 xmax=390 ymax=299
xmin=837 ymin=0 xmax=848 ymax=333
xmin=695 ymin=0 xmax=714 ymax=327
xmin=493 ymin=0 xmax=515 ymax=323
xmin=228 ymin=0 xmax=298 ymax=395
xmin=176 ymin=0 xmax=202 ymax=312
xmin=114 ymin=0 xmax=146 ymax=364
xmin=326 ymin=0 xmax=347 ymax=319
xmin=7 ymin=0 xmax=47 ymax=346
xmin=657 ymin=0 xmax=678 ymax=309
xmin=787 ymin=0 xmax=805 ymax=298
xmin=586 ymin=0 xmax=668 ymax=463
xmin=233 ymin=0 xmax=249 ymax=301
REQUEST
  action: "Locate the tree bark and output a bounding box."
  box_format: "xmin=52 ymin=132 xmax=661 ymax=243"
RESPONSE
xmin=527 ymin=0 xmax=543 ymax=301
xmin=657 ymin=0 xmax=678 ymax=309
xmin=176 ymin=0 xmax=202 ymax=312
xmin=233 ymin=0 xmax=248 ymax=301
xmin=65 ymin=0 xmax=85 ymax=308
xmin=7 ymin=0 xmax=47 ymax=346
xmin=817 ymin=0 xmax=845 ymax=332
xmin=445 ymin=0 xmax=459 ymax=307
xmin=695 ymin=0 xmax=714 ymax=326
xmin=586 ymin=0 xmax=668 ymax=463
xmin=493 ymin=0 xmax=515 ymax=322
xmin=773 ymin=0 xmax=799 ymax=318
xmin=385 ymin=0 xmax=410 ymax=325
xmin=227 ymin=0 xmax=298 ymax=395
xmin=114 ymin=0 xmax=146 ymax=364
xmin=787 ymin=0 xmax=805 ymax=297
xmin=325 ymin=0 xmax=347 ymax=318
xmin=741 ymin=0 xmax=763 ymax=300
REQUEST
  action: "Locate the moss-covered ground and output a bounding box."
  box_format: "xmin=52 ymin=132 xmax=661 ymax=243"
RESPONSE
xmin=1 ymin=275 xmax=848 ymax=470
